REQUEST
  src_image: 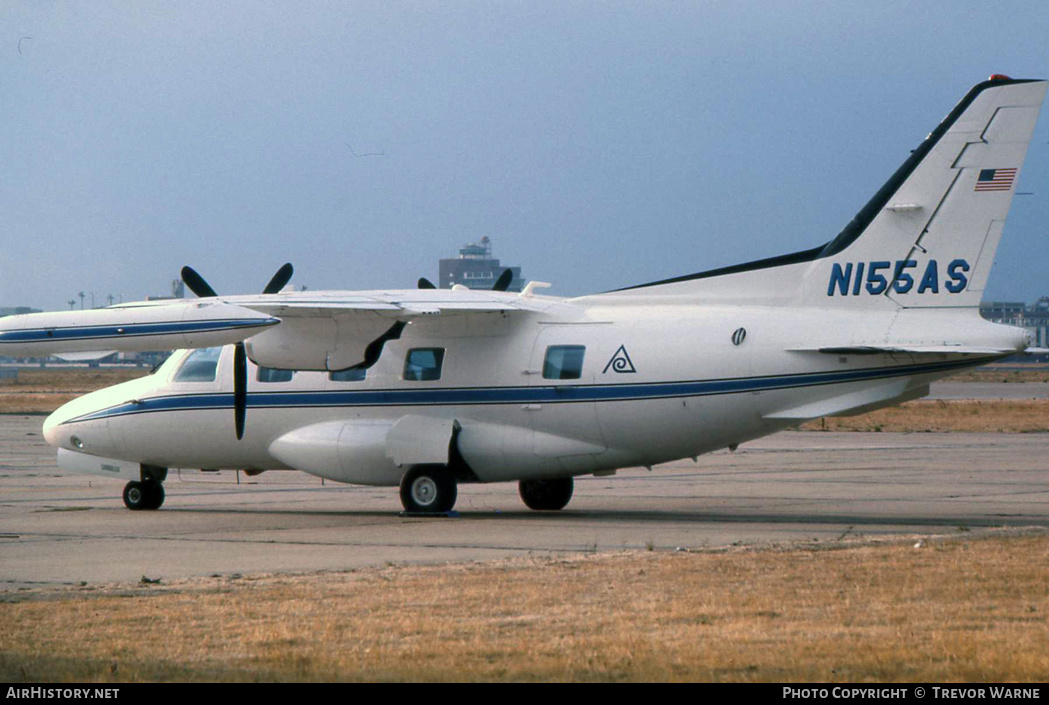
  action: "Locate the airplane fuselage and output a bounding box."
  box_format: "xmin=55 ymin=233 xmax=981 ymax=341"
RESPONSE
xmin=42 ymin=299 xmax=1025 ymax=487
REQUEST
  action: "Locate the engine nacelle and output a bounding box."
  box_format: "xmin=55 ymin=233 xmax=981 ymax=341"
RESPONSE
xmin=244 ymin=316 xmax=397 ymax=371
xmin=268 ymin=420 xmax=400 ymax=485
xmin=269 ymin=416 xmax=622 ymax=486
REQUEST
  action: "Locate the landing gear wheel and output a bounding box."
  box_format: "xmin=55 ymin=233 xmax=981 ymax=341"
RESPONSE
xmin=519 ymin=477 xmax=574 ymax=511
xmin=143 ymin=481 xmax=165 ymax=509
xmin=400 ymin=465 xmax=457 ymax=514
xmin=123 ymin=480 xmax=165 ymax=510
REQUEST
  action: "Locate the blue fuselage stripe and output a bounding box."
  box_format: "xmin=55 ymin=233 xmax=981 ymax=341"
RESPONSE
xmin=61 ymin=356 xmax=986 ymax=425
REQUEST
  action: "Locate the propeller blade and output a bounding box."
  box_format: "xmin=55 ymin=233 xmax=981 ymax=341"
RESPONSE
xmin=493 ymin=268 xmax=514 ymax=292
xmin=333 ymin=321 xmax=407 ymax=373
xmin=180 ymin=264 xmax=294 ymax=438
xmin=417 ymin=277 xmax=436 ymax=290
xmin=361 ymin=321 xmax=407 ymax=369
xmin=180 ymin=266 xmax=218 ymax=298
xmin=263 ymin=263 xmax=294 ymax=295
xmin=234 ymin=342 xmax=247 ymax=440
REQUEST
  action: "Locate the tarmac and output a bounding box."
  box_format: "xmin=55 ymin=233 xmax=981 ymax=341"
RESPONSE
xmin=1 ymin=412 xmax=1046 ymax=590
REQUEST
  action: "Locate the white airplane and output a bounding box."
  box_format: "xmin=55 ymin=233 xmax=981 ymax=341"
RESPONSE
xmin=2 ymin=75 xmax=1046 ymax=515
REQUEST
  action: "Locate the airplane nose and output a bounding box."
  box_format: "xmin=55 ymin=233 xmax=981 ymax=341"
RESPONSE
xmin=42 ymin=394 xmax=110 ymax=452
xmin=43 ymin=402 xmax=74 ymax=448
xmin=41 ymin=373 xmax=150 ymax=453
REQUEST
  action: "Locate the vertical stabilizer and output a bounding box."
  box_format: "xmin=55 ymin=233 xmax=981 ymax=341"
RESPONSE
xmin=818 ymin=77 xmax=1047 ymax=309
xmin=607 ymin=77 xmax=1047 ymax=311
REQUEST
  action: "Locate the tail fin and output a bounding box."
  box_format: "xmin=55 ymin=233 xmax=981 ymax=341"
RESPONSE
xmin=613 ymin=77 xmax=1047 ymax=309
xmin=821 ymin=76 xmax=1047 ymax=308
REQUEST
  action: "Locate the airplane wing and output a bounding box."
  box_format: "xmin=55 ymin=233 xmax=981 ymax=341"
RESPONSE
xmin=0 ymin=301 xmax=280 ymax=358
xmin=0 ymin=287 xmax=574 ymax=371
xmin=225 ymin=287 xmax=564 ymax=318
xmin=223 ymin=288 xmax=574 ymax=370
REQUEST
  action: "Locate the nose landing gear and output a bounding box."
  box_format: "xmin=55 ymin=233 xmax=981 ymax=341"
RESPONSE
xmin=122 ymin=480 xmax=165 ymax=510
xmin=122 ymin=465 xmax=168 ymax=510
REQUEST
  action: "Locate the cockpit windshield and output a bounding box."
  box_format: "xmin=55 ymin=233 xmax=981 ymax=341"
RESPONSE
xmin=172 ymin=347 xmax=223 ymax=383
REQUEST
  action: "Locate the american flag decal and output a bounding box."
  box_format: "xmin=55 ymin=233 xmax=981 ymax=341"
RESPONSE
xmin=974 ymin=168 xmax=1017 ymax=191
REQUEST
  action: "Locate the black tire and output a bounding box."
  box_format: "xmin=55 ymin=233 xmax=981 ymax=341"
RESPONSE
xmin=123 ymin=480 xmax=164 ymax=510
xmin=519 ymin=477 xmax=574 ymax=511
xmin=400 ymin=465 xmax=457 ymax=513
xmin=123 ymin=481 xmax=147 ymax=510
xmin=143 ymin=481 xmax=165 ymax=510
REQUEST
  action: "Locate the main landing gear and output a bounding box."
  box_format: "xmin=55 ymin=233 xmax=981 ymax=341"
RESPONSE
xmin=399 ymin=466 xmax=577 ymax=514
xmin=519 ymin=477 xmax=574 ymax=511
xmin=400 ymin=464 xmax=458 ymax=514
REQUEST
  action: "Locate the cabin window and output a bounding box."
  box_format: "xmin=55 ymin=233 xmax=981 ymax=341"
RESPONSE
xmin=329 ymin=368 xmax=366 ymax=382
xmin=543 ymin=345 xmax=585 ymax=380
xmin=172 ymin=347 xmax=222 ymax=383
xmin=403 ymin=348 xmax=445 ymax=381
xmin=257 ymin=367 xmax=294 ymax=383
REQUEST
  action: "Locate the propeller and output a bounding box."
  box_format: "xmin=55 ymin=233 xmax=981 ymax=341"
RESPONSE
xmin=180 ymin=263 xmax=294 ymax=440
xmin=263 ymin=263 xmax=295 ymax=295
xmin=360 ymin=322 xmax=406 ymax=368
xmin=180 ymin=266 xmax=218 ymax=298
xmin=416 ymin=269 xmax=512 ymax=291
xmin=492 ymin=268 xmax=513 ymax=292
xmin=329 ymin=321 xmax=407 ymax=377
xmin=233 ymin=342 xmax=247 ymax=440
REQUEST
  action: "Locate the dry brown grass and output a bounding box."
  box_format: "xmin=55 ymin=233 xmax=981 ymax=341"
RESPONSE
xmin=949 ymin=365 xmax=1049 ymax=384
xmin=0 ymin=368 xmax=146 ymax=414
xmin=802 ymin=399 xmax=1049 ymax=433
xmin=1 ymin=533 xmax=1046 ymax=682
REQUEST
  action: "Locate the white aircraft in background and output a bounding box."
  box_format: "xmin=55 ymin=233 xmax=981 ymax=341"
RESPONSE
xmin=2 ymin=76 xmax=1046 ymax=515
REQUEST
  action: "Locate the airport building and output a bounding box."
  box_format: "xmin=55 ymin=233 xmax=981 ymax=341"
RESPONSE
xmin=0 ymin=307 xmax=42 ymax=317
xmin=146 ymin=279 xmax=186 ymax=302
xmin=438 ymin=237 xmax=523 ymax=292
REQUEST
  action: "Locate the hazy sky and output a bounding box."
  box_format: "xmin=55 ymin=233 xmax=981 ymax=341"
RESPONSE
xmin=3 ymin=1 xmax=1049 ymax=311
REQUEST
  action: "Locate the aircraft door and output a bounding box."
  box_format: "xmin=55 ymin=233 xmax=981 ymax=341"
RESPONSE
xmin=525 ymin=327 xmax=608 ymax=473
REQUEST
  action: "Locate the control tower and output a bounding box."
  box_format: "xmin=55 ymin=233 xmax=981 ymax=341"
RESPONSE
xmin=438 ymin=237 xmax=523 ymax=292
